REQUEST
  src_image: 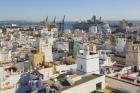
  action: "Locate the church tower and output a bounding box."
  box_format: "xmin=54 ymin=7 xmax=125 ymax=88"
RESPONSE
xmin=76 ymin=44 xmax=99 ymax=75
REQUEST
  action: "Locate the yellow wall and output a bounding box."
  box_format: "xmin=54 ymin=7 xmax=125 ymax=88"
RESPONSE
xmin=30 ymin=52 xmax=44 ymax=67
xmin=90 ymin=43 xmax=96 ymax=53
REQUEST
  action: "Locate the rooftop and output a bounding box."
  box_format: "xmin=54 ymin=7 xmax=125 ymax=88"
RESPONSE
xmin=43 ymin=74 xmax=102 ymax=92
xmin=60 ymin=74 xmax=101 ymax=91
xmin=107 ymin=68 xmax=140 ymax=87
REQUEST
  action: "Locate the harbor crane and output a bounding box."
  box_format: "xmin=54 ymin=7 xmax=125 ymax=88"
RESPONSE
xmin=59 ymin=15 xmax=65 ymax=32
xmin=58 ymin=15 xmax=65 ymax=37
xmin=44 ymin=16 xmax=48 ymax=27
xmin=53 ymin=16 xmax=56 ymax=25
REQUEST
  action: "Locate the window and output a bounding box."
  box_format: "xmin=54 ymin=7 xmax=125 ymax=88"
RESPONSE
xmin=96 ymin=82 xmax=102 ymax=90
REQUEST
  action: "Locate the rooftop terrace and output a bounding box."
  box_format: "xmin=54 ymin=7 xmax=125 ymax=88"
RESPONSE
xmin=60 ymin=74 xmax=101 ymax=92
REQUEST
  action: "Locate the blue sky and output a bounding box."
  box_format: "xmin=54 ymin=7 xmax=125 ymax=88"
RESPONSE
xmin=0 ymin=0 xmax=140 ymax=21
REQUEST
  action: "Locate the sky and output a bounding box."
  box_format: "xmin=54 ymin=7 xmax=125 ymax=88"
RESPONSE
xmin=0 ymin=0 xmax=140 ymax=21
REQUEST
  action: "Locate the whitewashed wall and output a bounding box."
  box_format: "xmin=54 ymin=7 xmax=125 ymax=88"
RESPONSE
xmin=39 ymin=68 xmax=53 ymax=80
xmin=106 ymin=76 xmax=140 ymax=93
xmin=56 ymin=64 xmax=76 ymax=74
xmin=62 ymin=75 xmax=105 ymax=93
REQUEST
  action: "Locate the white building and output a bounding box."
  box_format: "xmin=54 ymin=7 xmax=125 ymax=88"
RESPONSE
xmin=11 ymin=24 xmax=17 ymax=27
xmin=97 ymin=23 xmax=111 ymax=34
xmin=0 ymin=29 xmax=2 ymax=33
xmin=62 ymin=74 xmax=105 ymax=93
xmin=39 ymin=68 xmax=53 ymax=80
xmin=76 ymin=45 xmax=100 ymax=74
xmin=126 ymin=25 xmax=140 ymax=41
xmin=119 ymin=19 xmax=127 ymax=30
xmin=54 ymin=41 xmax=69 ymax=51
xmin=89 ymin=26 xmax=98 ymax=34
xmin=99 ymin=50 xmax=112 ymax=66
xmin=64 ymin=29 xmax=71 ymax=35
xmin=106 ymin=67 xmax=140 ymax=93
xmin=115 ymin=38 xmax=126 ymax=56
xmin=39 ymin=38 xmax=53 ymax=62
xmin=0 ymin=50 xmax=12 ymax=62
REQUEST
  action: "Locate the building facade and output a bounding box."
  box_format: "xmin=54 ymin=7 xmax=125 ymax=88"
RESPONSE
xmin=126 ymin=41 xmax=140 ymax=69
xmin=115 ymin=38 xmax=126 ymax=56
xmin=76 ymin=45 xmax=99 ymax=74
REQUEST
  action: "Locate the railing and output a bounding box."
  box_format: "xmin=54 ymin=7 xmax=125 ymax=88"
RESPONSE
xmin=106 ymin=75 xmax=140 ymax=87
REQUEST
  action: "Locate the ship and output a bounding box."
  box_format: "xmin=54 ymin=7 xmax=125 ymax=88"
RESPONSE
xmin=73 ymin=16 xmax=111 ymax=34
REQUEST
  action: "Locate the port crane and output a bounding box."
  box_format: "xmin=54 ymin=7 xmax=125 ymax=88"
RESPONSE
xmin=53 ymin=16 xmax=56 ymax=25
xmin=59 ymin=15 xmax=65 ymax=37
xmin=44 ymin=16 xmax=48 ymax=27
xmin=59 ymin=15 xmax=65 ymax=32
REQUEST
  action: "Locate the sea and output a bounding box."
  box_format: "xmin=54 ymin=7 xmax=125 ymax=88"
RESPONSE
xmin=1 ymin=20 xmax=140 ymax=32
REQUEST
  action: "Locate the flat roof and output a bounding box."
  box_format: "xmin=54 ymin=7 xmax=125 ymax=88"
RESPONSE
xmin=60 ymin=74 xmax=101 ymax=92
